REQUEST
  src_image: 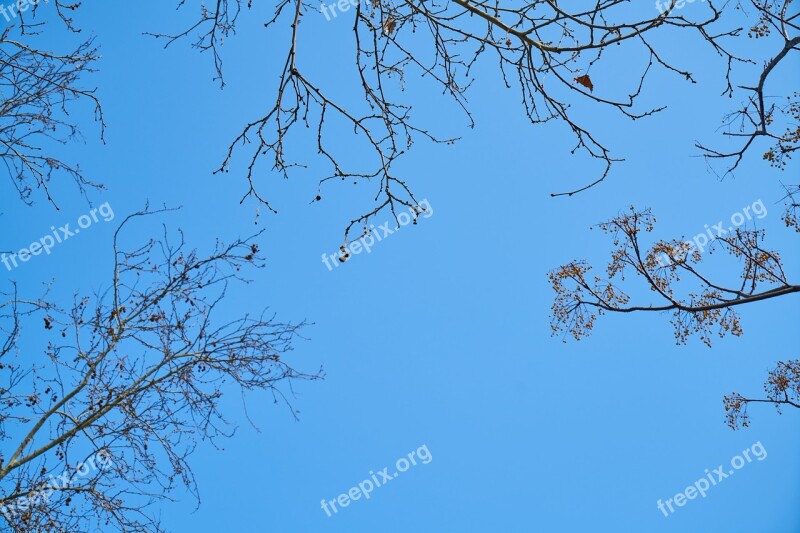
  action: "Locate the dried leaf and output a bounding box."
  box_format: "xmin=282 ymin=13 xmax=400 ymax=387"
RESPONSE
xmin=383 ymin=16 xmax=396 ymax=35
xmin=574 ymin=74 xmax=594 ymax=92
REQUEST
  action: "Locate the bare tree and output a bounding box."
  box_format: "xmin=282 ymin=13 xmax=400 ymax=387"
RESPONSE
xmin=153 ymin=0 xmax=792 ymax=241
xmin=0 ymin=3 xmax=104 ymax=207
xmin=697 ymin=0 xmax=800 ymax=174
xmin=5 ymin=1 xmax=794 ymax=226
xmin=1 ymin=0 xmax=794 ymax=460
xmin=147 ymin=0 xmax=798 ymax=429
xmin=515 ymin=0 xmax=799 ymax=428
xmin=0 ymin=210 xmax=320 ymax=532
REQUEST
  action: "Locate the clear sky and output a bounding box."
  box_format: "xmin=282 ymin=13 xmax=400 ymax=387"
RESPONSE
xmin=2 ymin=2 xmax=799 ymax=532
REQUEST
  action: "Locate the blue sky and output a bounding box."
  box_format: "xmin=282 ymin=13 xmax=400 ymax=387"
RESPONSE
xmin=2 ymin=2 xmax=799 ymax=532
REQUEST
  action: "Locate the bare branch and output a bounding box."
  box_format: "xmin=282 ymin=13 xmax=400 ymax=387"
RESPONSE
xmin=0 ymin=210 xmax=321 ymax=531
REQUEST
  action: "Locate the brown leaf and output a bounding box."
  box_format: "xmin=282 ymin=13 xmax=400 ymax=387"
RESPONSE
xmin=574 ymin=74 xmax=594 ymax=92
xmin=383 ymin=16 xmax=396 ymax=35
